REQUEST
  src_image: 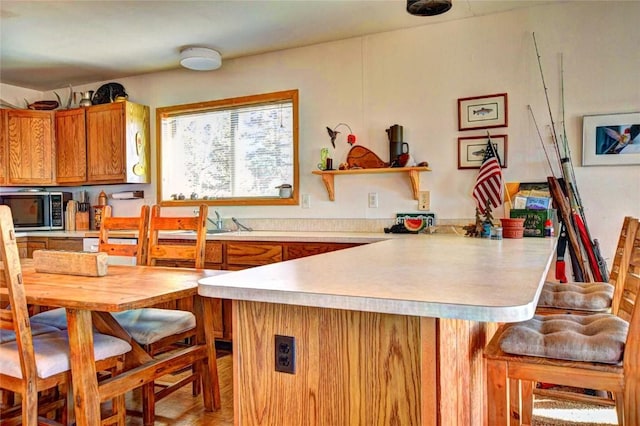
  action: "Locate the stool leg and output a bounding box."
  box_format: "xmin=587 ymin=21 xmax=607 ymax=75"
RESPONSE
xmin=487 ymin=359 xmax=509 ymax=425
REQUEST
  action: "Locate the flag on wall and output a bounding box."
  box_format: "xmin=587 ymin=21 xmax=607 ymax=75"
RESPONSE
xmin=473 ymin=137 xmax=503 ymax=213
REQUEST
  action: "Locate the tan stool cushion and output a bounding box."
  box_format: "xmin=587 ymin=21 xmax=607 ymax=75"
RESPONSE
xmin=538 ymin=281 xmax=614 ymax=312
xmin=112 ymin=308 xmax=196 ymax=345
xmin=499 ymin=313 xmax=628 ymax=364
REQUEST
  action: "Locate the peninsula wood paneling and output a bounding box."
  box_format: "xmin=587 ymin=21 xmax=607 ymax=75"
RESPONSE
xmin=233 ymin=300 xmax=428 ymax=425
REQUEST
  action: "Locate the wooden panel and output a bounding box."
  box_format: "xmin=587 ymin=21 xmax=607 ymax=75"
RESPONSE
xmin=7 ymin=110 xmax=55 ymax=184
xmin=26 ymin=238 xmax=48 ymax=258
xmin=227 ymin=242 xmax=282 ymax=266
xmin=205 ymin=241 xmax=223 ymax=265
xmin=86 ymin=102 xmax=126 ymax=182
xmin=48 ymin=237 xmax=83 ymax=252
xmin=233 ymin=300 xmax=424 ymax=425
xmin=17 ymin=238 xmax=27 ymax=259
xmin=437 ymin=318 xmax=495 ymax=426
xmin=55 ymin=108 xmax=87 ymax=184
xmin=0 ymin=110 xmax=6 ymax=185
xmin=283 ymin=242 xmax=360 ymax=260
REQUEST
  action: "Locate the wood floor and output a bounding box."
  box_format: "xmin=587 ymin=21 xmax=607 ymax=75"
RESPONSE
xmin=125 ymin=354 xmax=233 ymax=426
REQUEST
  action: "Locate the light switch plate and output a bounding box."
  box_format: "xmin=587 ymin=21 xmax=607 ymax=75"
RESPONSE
xmin=302 ymin=194 xmax=311 ymax=209
xmin=418 ymin=191 xmax=430 ymax=211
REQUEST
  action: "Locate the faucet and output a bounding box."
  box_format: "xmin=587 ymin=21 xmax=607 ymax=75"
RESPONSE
xmin=207 ymin=210 xmax=223 ymax=230
xmin=232 ymin=217 xmax=253 ymax=232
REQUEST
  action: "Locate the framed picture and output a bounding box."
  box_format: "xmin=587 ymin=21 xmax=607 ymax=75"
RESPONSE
xmin=457 ymin=135 xmax=508 ymax=169
xmin=582 ymin=112 xmax=640 ymax=166
xmin=458 ymin=93 xmax=508 ymax=131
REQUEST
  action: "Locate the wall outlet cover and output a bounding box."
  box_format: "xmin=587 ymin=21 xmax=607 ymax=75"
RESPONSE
xmin=418 ymin=191 xmax=430 ymax=210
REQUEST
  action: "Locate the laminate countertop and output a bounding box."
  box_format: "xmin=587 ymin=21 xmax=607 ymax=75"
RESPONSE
xmin=17 ymin=230 xmax=401 ymax=244
xmin=198 ymin=234 xmax=557 ymax=323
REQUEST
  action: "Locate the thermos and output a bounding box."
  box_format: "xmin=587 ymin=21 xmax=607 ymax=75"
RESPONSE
xmin=386 ymin=124 xmax=409 ymax=165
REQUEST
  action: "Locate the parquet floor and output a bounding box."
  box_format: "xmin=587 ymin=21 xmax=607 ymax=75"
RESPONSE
xmin=125 ymin=354 xmax=233 ymax=425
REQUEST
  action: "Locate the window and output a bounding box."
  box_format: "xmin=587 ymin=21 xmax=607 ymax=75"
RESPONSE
xmin=157 ymin=89 xmax=299 ymax=206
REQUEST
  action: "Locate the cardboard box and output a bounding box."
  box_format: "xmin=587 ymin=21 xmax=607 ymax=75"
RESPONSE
xmin=509 ymin=209 xmax=553 ymax=237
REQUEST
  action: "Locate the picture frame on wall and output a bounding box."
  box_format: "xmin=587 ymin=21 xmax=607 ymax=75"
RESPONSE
xmin=457 ymin=93 xmax=508 ymax=131
xmin=457 ymin=134 xmax=508 ymax=169
xmin=582 ymin=112 xmax=640 ymax=166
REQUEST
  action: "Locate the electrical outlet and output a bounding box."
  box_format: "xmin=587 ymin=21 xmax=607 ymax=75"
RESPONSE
xmin=368 ymin=192 xmax=378 ymax=208
xmin=274 ymin=335 xmax=296 ymax=374
xmin=418 ymin=191 xmax=430 ymax=211
xmin=302 ymin=194 xmax=311 ymax=209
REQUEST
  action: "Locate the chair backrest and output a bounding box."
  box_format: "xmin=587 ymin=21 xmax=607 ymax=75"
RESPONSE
xmin=147 ymin=204 xmax=207 ymax=268
xmin=0 ymin=205 xmax=38 ymax=383
xmin=611 ymin=216 xmax=639 ymax=314
xmin=98 ymin=205 xmax=151 ymax=265
xmin=621 ymin=220 xmax=640 ymax=398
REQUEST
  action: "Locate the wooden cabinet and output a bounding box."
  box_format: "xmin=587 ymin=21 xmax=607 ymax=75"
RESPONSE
xmin=48 ymin=237 xmax=83 ymax=252
xmin=26 ymin=238 xmax=48 ymax=258
xmin=226 ymin=242 xmax=283 ymax=270
xmin=85 ymin=101 xmax=150 ymax=184
xmin=55 ymin=108 xmax=87 ymax=184
xmin=4 ymin=109 xmax=55 ymax=185
xmin=284 ymin=242 xmax=360 ymax=260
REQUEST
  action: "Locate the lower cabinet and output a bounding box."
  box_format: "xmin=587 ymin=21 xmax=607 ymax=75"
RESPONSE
xmin=21 ymin=236 xmax=362 ymax=340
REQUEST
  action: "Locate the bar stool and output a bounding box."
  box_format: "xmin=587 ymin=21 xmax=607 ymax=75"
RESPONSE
xmin=485 ymin=223 xmax=640 ymax=425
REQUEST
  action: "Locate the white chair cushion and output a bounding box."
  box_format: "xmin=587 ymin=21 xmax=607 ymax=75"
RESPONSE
xmin=112 ymin=308 xmax=196 ymax=345
xmin=0 ymin=330 xmax=131 ymax=379
xmin=0 ymin=322 xmax=61 ymax=344
xmin=538 ymin=281 xmax=614 ymax=312
xmin=499 ymin=313 xmax=628 ymax=365
xmin=30 ymin=308 xmax=69 ymax=330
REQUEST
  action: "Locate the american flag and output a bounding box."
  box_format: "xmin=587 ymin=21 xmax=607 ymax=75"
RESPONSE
xmin=473 ymin=137 xmax=503 ymax=213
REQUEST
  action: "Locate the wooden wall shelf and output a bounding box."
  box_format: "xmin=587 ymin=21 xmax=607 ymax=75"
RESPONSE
xmin=312 ymin=166 xmax=431 ymax=201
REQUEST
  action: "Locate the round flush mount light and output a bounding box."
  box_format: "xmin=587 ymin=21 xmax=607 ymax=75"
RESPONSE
xmin=180 ymin=47 xmax=222 ymax=71
xmin=407 ymin=0 xmax=452 ymax=16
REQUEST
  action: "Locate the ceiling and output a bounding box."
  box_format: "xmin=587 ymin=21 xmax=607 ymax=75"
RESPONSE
xmin=1 ymin=1 xmax=552 ymax=92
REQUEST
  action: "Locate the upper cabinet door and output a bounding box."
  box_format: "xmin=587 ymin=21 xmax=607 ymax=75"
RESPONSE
xmin=85 ymin=101 xmax=149 ymax=184
xmin=6 ymin=109 xmax=55 ymax=185
xmin=86 ymin=102 xmax=126 ymax=183
xmin=55 ymin=108 xmax=87 ymax=184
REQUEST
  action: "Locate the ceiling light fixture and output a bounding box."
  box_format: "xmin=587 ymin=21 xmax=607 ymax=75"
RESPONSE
xmin=179 ymin=47 xmax=222 ymax=71
xmin=406 ymin=0 xmax=452 ymax=16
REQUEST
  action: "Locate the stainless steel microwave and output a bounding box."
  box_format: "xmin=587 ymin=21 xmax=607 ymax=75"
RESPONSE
xmin=0 ymin=191 xmax=72 ymax=231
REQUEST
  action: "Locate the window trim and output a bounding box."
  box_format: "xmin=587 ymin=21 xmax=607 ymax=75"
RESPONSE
xmin=155 ymin=89 xmax=299 ymax=207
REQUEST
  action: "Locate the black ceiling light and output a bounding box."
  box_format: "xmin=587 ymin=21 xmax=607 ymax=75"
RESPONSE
xmin=406 ymin=0 xmax=452 ymax=16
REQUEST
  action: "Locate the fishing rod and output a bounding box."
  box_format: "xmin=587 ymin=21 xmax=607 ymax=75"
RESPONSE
xmin=559 ymin=53 xmax=609 ymax=282
xmin=527 ymin=104 xmax=559 ymax=177
xmin=532 ymin=33 xmax=607 ymax=282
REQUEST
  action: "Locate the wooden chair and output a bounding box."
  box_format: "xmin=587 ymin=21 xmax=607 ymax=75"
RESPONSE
xmin=536 ymin=216 xmax=638 ymax=315
xmin=0 ymin=205 xmax=131 ymax=426
xmin=485 ymin=223 xmax=640 ymax=425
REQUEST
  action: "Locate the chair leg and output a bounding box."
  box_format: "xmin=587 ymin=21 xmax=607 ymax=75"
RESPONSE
xmin=521 ymin=380 xmax=533 ymax=425
xmin=487 ymin=359 xmax=509 ymax=426
xmin=509 ymin=378 xmax=521 ymax=426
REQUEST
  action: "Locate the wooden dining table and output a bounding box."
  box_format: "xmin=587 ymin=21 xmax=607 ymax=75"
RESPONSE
xmin=1 ymin=260 xmax=227 ymax=426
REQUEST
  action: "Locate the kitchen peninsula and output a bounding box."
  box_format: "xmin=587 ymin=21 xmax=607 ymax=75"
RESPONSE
xmin=198 ymin=234 xmax=556 ymax=425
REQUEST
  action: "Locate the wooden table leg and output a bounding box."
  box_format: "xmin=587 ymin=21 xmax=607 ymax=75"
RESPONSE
xmin=66 ymin=308 xmax=101 ymax=426
xmin=199 ymin=295 xmax=221 ymax=410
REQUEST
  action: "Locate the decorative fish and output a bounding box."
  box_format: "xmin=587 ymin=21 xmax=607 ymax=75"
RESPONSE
xmin=473 ymin=107 xmax=493 ymax=115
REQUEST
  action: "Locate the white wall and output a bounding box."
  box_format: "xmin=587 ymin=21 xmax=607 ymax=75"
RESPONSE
xmin=2 ymin=1 xmax=639 ymax=262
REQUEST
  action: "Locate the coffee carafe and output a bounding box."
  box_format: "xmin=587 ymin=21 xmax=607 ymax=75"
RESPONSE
xmin=386 ymin=124 xmax=409 ymax=166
